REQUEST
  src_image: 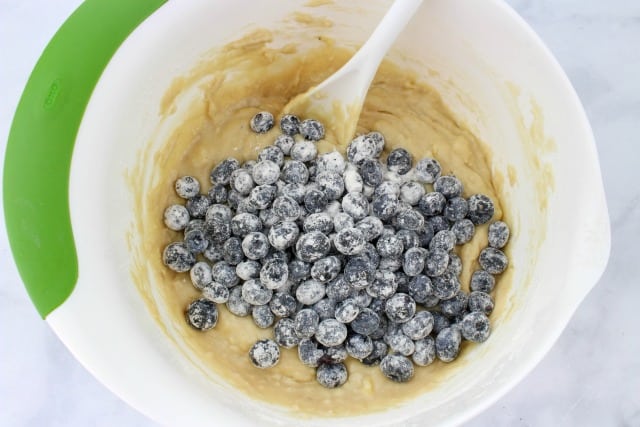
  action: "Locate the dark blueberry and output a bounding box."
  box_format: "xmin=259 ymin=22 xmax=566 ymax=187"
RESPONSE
xmin=316 ymin=171 xmax=345 ymax=200
xmin=230 ymin=213 xmax=261 ymax=237
xmin=210 ymin=157 xmax=240 ymax=185
xmin=227 ymin=189 xmax=242 ymax=209
xmin=432 ymin=271 xmax=460 ymax=299
xmin=451 ymin=219 xmax=475 ymax=245
xmin=230 ymin=169 xmax=254 ymax=195
xmin=189 ymin=261 xmax=212 ymax=290
xmin=386 ymin=332 xmax=415 ymax=356
xmin=273 ymin=318 xmax=300 ymax=348
xmin=280 ymin=114 xmax=300 ymax=136
xmin=316 ymin=319 xmax=348 ymax=347
xmin=303 ymin=188 xmax=328 ymax=214
xmin=400 ymin=181 xmax=425 ymax=206
xmin=252 ymin=304 xmax=275 ymax=329
xmin=282 ymin=182 xmax=306 ymax=204
xmin=429 ymin=230 xmax=456 ymax=252
xmin=412 ymin=336 xmax=436 ymax=366
xmin=347 ymin=134 xmax=379 ymax=165
xmin=186 ymin=298 xmax=218 ymax=331
xmin=298 ymin=338 xmax=324 ymax=367
xmin=299 ymin=118 xmax=325 ymax=141
xmin=359 ymin=159 xmax=384 ymax=187
xmin=250 ymin=111 xmax=274 ymax=133
xmin=433 ymin=175 xmax=463 ymax=199
xmin=313 ymin=298 xmax=336 ymax=320
xmin=241 ymin=232 xmax=269 ymax=260
xmin=266 ymin=221 xmax=298 ymax=251
xmin=320 ymin=345 xmax=348 ymax=364
xmin=202 ymin=281 xmax=230 ymax=304
xmin=468 ymin=291 xmax=495 ymax=315
xmin=175 ymin=176 xmax=200 ymax=199
xmin=241 ymin=279 xmax=273 ymax=305
xmin=226 ymin=286 xmax=251 ymax=316
xmin=362 ymin=340 xmax=388 ymax=366
xmin=269 ymin=292 xmax=297 ymax=317
xmin=259 ymin=145 xmax=284 ymax=167
xmin=479 ymin=247 xmax=509 ymax=274
xmin=403 ymin=247 xmax=427 ymax=277
xmin=294 ymin=308 xmax=320 ymax=338
xmin=211 ymin=261 xmax=239 ymax=287
xmin=186 ymin=194 xmax=211 ymax=219
xmin=205 ymin=217 xmax=231 ymax=244
xmin=488 ymin=221 xmax=510 ymax=249
xmin=185 ymin=229 xmax=208 ymax=253
xmin=222 ymin=237 xmax=244 ymax=265
xmin=418 ymin=192 xmax=446 ymax=217
xmin=386 ymin=148 xmax=412 ymax=175
xmin=208 ymin=184 xmax=228 ymax=204
xmin=249 ymin=339 xmax=280 ymax=369
xmin=361 ymin=242 xmax=381 ymax=269
xmin=281 ymin=160 xmax=309 ymax=184
xmin=408 ymin=275 xmax=433 ymax=304
xmin=311 ymin=256 xmax=341 ymax=283
xmin=444 ymin=197 xmax=469 ymax=222
xmin=416 ymin=223 xmax=435 ymax=247
xmin=440 ymin=290 xmax=469 ymax=317
xmin=470 ymin=270 xmax=496 ymax=293
xmin=467 ymin=194 xmax=495 ymax=225
xmin=356 ymin=216 xmax=385 ymax=241
xmin=461 ymin=312 xmax=491 ymax=343
xmin=415 ymin=158 xmax=441 ymax=184
xmin=184 ymin=218 xmax=205 ymax=235
xmin=272 ymin=196 xmax=301 ymax=222
xmin=295 ymin=231 xmax=331 ymax=262
xmin=379 ymin=256 xmax=403 ymax=272
xmin=289 ymin=259 xmax=311 ymax=282
xmin=316 ymin=362 xmax=347 ymax=388
xmin=274 ymin=134 xmax=295 ymax=155
xmin=368 ymin=298 xmax=386 ymax=316
xmin=376 ymin=234 xmax=404 ymax=258
xmin=248 ymin=185 xmax=277 ymax=210
xmin=374 ymin=181 xmax=400 ymax=199
xmin=163 ymin=242 xmax=196 ymax=272
xmin=435 ymin=327 xmax=462 ymax=362
xmin=396 ymin=229 xmax=420 ymax=250
xmin=402 ymin=310 xmax=434 ymax=340
xmin=367 ymin=269 xmax=398 ymax=299
xmin=290 ymin=140 xmax=317 ymax=162
xmin=295 ymin=279 xmax=326 ymax=305
xmin=333 ymin=227 xmax=366 ymax=256
xmin=351 ymin=308 xmax=381 ymax=336
xmin=396 ymin=209 xmax=425 ymax=231
xmin=341 ymin=192 xmax=369 ymax=220
xmin=384 ymin=293 xmax=417 ymax=323
xmin=260 ymin=258 xmax=289 ymax=290
xmin=251 ymin=161 xmax=280 ymax=186
xmin=326 ymin=275 xmax=351 ymax=302
xmin=346 ymin=334 xmax=374 ymax=360
xmin=428 ymin=215 xmax=450 ymax=234
xmin=203 ymin=242 xmax=224 ymax=262
xmin=380 ymin=354 xmax=414 ymax=383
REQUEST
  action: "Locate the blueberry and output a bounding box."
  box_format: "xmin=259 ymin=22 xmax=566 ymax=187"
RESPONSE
xmin=341 ymin=256 xmax=371 ymax=289
xmin=272 ymin=196 xmax=301 ymax=222
xmin=418 ymin=192 xmax=446 ymax=217
xmin=251 ymin=160 xmax=280 ymax=186
xmin=325 ymin=275 xmax=350 ymax=302
xmin=290 ymin=140 xmax=318 ymax=162
xmin=210 ymin=158 xmax=240 ymax=185
xmin=280 ymin=114 xmax=300 ymax=135
xmin=444 ymin=196 xmax=469 ymax=222
xmin=479 ymin=247 xmax=509 ymax=274
xmin=433 ymin=175 xmax=463 ymax=199
xmin=461 ymin=312 xmax=491 ymax=343
xmin=186 ymin=298 xmax=218 ymax=331
xmin=274 ymin=135 xmax=296 ymax=156
xmin=408 ymin=275 xmax=433 ymax=304
xmin=295 ymin=231 xmax=331 ymax=262
xmin=309 ymin=256 xmax=341 ymax=283
xmin=293 ymin=308 xmax=319 ymax=338
xmin=273 ymin=318 xmax=300 ymax=348
xmin=175 ymin=176 xmax=200 ymax=199
xmin=416 ymin=223 xmax=435 ymax=247
xmin=203 ymin=242 xmax=224 ymax=262
xmin=429 ymin=230 xmax=456 ymax=252
xmin=440 ymin=290 xmax=469 ymax=317
xmin=367 ymin=269 xmax=398 ymax=299
xmin=227 ymin=189 xmax=242 ymax=209
xmin=250 ymin=111 xmax=274 ymax=133
xmin=208 ymin=184 xmax=228 ymax=204
xmin=289 ymin=259 xmax=311 ymax=282
xmin=281 ymin=160 xmax=309 ymax=185
xmin=340 ymin=192 xmax=368 ymax=220
xmin=447 ymin=252 xmax=463 ymax=277
xmin=362 ymin=340 xmax=388 ymax=366
xmin=185 ymin=229 xmax=208 ymax=253
xmin=451 ymin=219 xmax=475 ymax=245
xmin=313 ymin=298 xmax=337 ymax=320
xmin=412 ymin=336 xmax=436 ymax=366
xmin=374 ymin=181 xmax=400 ymax=198
xmin=375 ymin=234 xmax=403 ymax=259
xmin=302 ymin=213 xmax=331 ymax=235
xmin=282 ymin=182 xmax=306 ymax=204
xmin=385 ymin=293 xmax=417 ymax=323
xmin=399 ymin=181 xmax=425 ymax=206
xmin=386 ymin=331 xmax=415 ymax=356
xmin=360 ymin=242 xmax=381 ymax=269
xmin=366 ymin=131 xmax=385 ymax=154
xmin=396 ymin=209 xmax=425 ymax=231
xmin=358 ymin=159 xmax=383 ymax=187
xmin=380 ymin=354 xmax=414 ymax=383
xmin=345 ymin=334 xmax=374 ymax=360
xmin=263 ymin=249 xmax=290 ymax=264
xmin=468 ymin=291 xmax=495 ymax=315
xmin=206 ymin=217 xmax=232 ymax=244
xmin=431 ymin=312 xmax=451 ymax=334
xmin=396 ymin=229 xmax=420 ymax=250
xmin=316 ymin=171 xmax=345 ymax=200
xmin=184 ymin=218 xmax=205 ymax=235
xmin=343 ymin=166 xmax=364 ymax=193
xmin=259 ymin=145 xmax=284 ymax=167
xmin=488 ymin=221 xmax=510 ymax=249
xmin=269 ymin=292 xmax=297 ymax=317
xmin=317 ymin=151 xmax=346 ymax=174
xmin=316 ymin=363 xmax=347 ymax=388
xmin=241 ymin=232 xmax=269 ymax=260
xmin=236 ymin=197 xmax=258 ymax=215
xmin=249 ymin=339 xmax=280 ymax=369
xmin=298 ymin=338 xmax=324 ymax=367
xmin=241 ymin=279 xmax=273 ymax=305
xmin=347 ymin=134 xmax=379 ymax=165
xmin=296 ymin=279 xmax=326 ymax=305
xmin=332 ymin=227 xmax=365 ymax=256
xmin=211 ymin=261 xmax=239 ymax=287
xmin=268 ymin=221 xmax=300 ymax=251
xmin=402 ymin=310 xmax=434 ymax=340
xmin=351 ymin=308 xmax=380 ymax=336
xmin=467 ymin=194 xmax=495 ymax=225
xmin=432 ymin=271 xmax=460 ymax=299
xmin=470 ymin=270 xmax=495 ymax=293
xmin=222 ymin=237 xmax=244 ymax=265
xmin=188 ymin=261 xmax=212 ymax=290
xmin=229 ymin=213 xmax=261 ymax=237
xmin=356 ymin=216 xmax=385 ymax=241
xmin=259 ymin=207 xmax=280 ymax=228
xmin=248 ymin=185 xmax=277 ymax=209
xmin=428 ymin=216 xmax=450 ymax=234
xmin=386 ymin=148 xmax=412 ymax=175
xmin=303 ymin=188 xmax=328 ymax=214
xmin=186 ymin=194 xmax=211 ymax=219
xmin=435 ymin=327 xmax=462 ymax=362
xmin=400 ymin=247 xmax=424 ymax=277
xmin=226 ymin=286 xmax=251 ymax=316
xmin=316 ymin=319 xmax=348 ymax=347
xmin=320 ymin=345 xmax=348 ymax=364
xmin=260 ymin=258 xmax=289 ymax=290
xmin=250 ymin=304 xmax=274 ymax=329
xmin=163 ymin=242 xmax=196 ymax=272
xmin=299 ymin=118 xmax=325 ymax=141
xmin=415 ymin=158 xmax=441 ymax=184
xmin=230 ymin=169 xmax=255 ymax=195
xmin=332 ymin=212 xmax=354 ymax=233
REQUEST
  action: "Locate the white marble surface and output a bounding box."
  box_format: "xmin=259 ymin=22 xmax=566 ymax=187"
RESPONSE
xmin=1 ymin=1 xmax=639 ymax=426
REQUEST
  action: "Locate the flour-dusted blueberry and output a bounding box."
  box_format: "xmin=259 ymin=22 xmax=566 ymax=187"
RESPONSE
xmin=175 ymin=176 xmax=200 ymax=199
xmin=203 ymin=242 xmax=224 ymax=262
xmin=385 ymin=293 xmax=417 ymax=323
xmin=461 ymin=312 xmax=491 ymax=343
xmin=396 ymin=209 xmax=425 ymax=231
xmin=236 ymin=197 xmax=258 ymax=215
xmin=250 ymin=111 xmax=274 ymax=133
xmin=259 ymin=208 xmax=279 ymax=228
xmin=403 ymin=247 xmax=427 ymax=277
xmin=303 ymin=188 xmax=328 ymax=214
xmin=289 ymin=259 xmax=311 ymax=283
xmin=333 ymin=227 xmax=366 ymax=256
xmin=241 ymin=279 xmax=273 ymax=305
xmin=279 ymin=114 xmax=300 ymax=135
xmin=260 ymin=258 xmax=289 ymax=290
xmin=230 ymin=168 xmax=254 ymax=195
xmin=186 ymin=298 xmax=218 ymax=331
xmin=296 ymin=279 xmax=326 ymax=305
xmin=230 ymin=212 xmax=261 ymax=237
xmin=164 ymin=205 xmax=190 ymax=231
xmin=408 ymin=275 xmax=433 ymax=304
xmin=251 ymin=160 xmax=280 ymax=186
xmin=396 ymin=229 xmax=420 ymax=250
xmin=269 ymin=292 xmax=297 ymax=318
xmin=386 ymin=148 xmax=412 ymax=175
xmin=163 ymin=242 xmax=196 ymax=272
xmin=185 ymin=229 xmax=209 ymax=253
xmin=295 ymin=231 xmax=331 ymax=262
xmin=386 ymin=331 xmax=415 ymax=356
xmin=273 ymin=318 xmax=300 ymax=348
xmin=446 ymin=253 xmax=463 ymax=277
xmin=248 ymin=185 xmax=277 ymax=210
xmin=359 ymin=159 xmax=384 ymax=187
xmin=317 ymin=151 xmax=346 ymax=174
xmin=347 ymin=134 xmax=379 ymax=165
xmin=342 ymin=256 xmax=373 ymax=289
xmin=376 ymin=234 xmax=403 ymax=258
xmin=380 ymin=354 xmax=414 ymax=383
xmin=227 ymin=190 xmax=242 ymax=210
xmin=416 ymin=222 xmax=435 ymax=246
xmin=274 ymin=134 xmax=296 ymax=155
xmin=451 ymin=219 xmax=475 ymax=245
xmin=344 ymin=334 xmax=373 ymax=360
xmin=418 ymin=192 xmax=446 ymax=217
xmin=488 ymin=221 xmax=510 ymax=249
xmin=211 ymin=261 xmax=239 ymax=287
xmin=299 ymin=118 xmax=324 ymax=141
xmin=189 ymin=261 xmax=212 ymax=290
xmin=412 ymin=336 xmax=436 ymax=366
xmin=356 ymin=216 xmax=385 ymax=241
xmin=343 ymin=164 xmax=364 ymax=193
xmin=366 ymin=131 xmax=385 ymax=154
xmin=436 ymin=327 xmax=462 ymax=362
xmin=468 ymin=291 xmax=495 ymax=315
xmin=399 ymin=181 xmax=425 ymax=206
xmin=249 ymin=339 xmax=280 ymax=369
xmin=316 ymin=319 xmax=348 ymax=347
xmin=351 ymin=308 xmax=380 ymax=336
xmin=323 ymin=276 xmax=349 ymax=302
xmin=184 ymin=218 xmax=205 ymax=235
xmin=379 ymin=256 xmax=403 ymax=272
xmin=311 ymin=256 xmax=341 ymax=283
xmin=249 ymin=304 xmax=274 ymax=329
xmin=362 ymin=340 xmax=388 ymax=366
xmin=316 ymin=362 xmax=347 ymax=388
xmin=281 ymin=160 xmax=309 ymax=184
xmin=226 ymin=286 xmax=251 ymax=316
xmin=267 ymin=221 xmax=299 ymax=251
xmin=444 ymin=196 xmax=469 ymax=222
xmin=301 ymin=213 xmax=331 ymax=235
xmin=259 ymin=145 xmax=284 ymax=167
xmin=428 ymin=215 xmax=450 ymax=233
xmin=432 ymin=271 xmax=460 ymax=300
xmin=313 ymin=298 xmax=336 ymax=320
xmin=293 ymin=308 xmax=319 ymax=339
xmin=415 ymin=158 xmax=441 ymax=184
xmin=186 ymin=195 xmax=211 ymax=219
xmin=469 ymin=270 xmax=496 ymax=293
xmin=202 ymin=281 xmax=230 ymax=304
xmin=341 ymin=192 xmax=369 ymax=220
xmin=316 ymin=171 xmax=345 ymax=200
xmin=205 ymin=217 xmax=232 ymax=244
xmin=429 ymin=230 xmax=456 ymax=252
xmin=222 ymin=237 xmax=244 ymax=265
xmin=374 ymin=181 xmax=400 ymax=199
xmin=290 ymin=140 xmax=318 ymax=162
xmin=282 ymin=183 xmax=306 ymax=204
xmin=241 ymin=232 xmax=269 ymax=260
xmin=440 ymin=290 xmax=469 ymax=317
xmin=367 ymin=269 xmax=398 ymax=299
xmin=298 ymin=338 xmax=324 ymax=367
xmin=210 ymin=157 xmax=240 ymax=185
xmin=236 ymin=260 xmax=261 ymax=281
xmin=467 ymin=194 xmax=495 ymax=225
xmin=332 ymin=299 xmax=358 ymax=324
xmin=433 ymin=175 xmax=463 ymax=199
xmin=208 ymin=184 xmax=228 ymax=204
xmin=479 ymin=247 xmax=509 ymax=274
xmin=320 ymin=345 xmax=348 ymax=364
xmin=272 ymin=196 xmax=301 ymax=222
xmin=402 ymin=310 xmax=434 ymax=340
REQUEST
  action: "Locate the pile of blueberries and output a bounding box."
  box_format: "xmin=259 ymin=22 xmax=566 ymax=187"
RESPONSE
xmin=162 ymin=111 xmax=510 ymax=388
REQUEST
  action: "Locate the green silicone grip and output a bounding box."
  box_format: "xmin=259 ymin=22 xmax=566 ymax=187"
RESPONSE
xmin=3 ymin=0 xmax=166 ymax=318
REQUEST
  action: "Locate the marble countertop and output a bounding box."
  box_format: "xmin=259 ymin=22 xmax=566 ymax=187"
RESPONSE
xmin=1 ymin=1 xmax=638 ymax=426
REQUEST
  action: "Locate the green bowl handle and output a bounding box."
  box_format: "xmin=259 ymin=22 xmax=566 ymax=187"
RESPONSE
xmin=3 ymin=0 xmax=166 ymax=318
